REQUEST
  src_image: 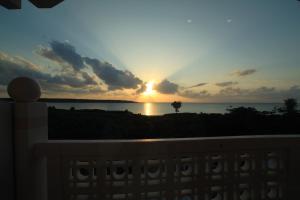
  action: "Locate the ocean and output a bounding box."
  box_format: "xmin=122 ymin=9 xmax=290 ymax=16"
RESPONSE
xmin=47 ymin=102 xmax=282 ymax=116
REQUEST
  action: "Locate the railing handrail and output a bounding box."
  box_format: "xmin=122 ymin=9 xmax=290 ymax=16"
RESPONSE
xmin=35 ymin=135 xmax=300 ymax=158
xmin=42 ymin=134 xmax=300 ymax=143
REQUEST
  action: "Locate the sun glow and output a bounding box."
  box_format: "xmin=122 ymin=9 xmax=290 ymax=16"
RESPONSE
xmin=143 ymin=81 xmax=156 ymax=96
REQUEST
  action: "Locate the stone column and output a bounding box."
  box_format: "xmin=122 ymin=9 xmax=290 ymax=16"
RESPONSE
xmin=0 ymin=100 xmax=14 ymax=200
xmin=7 ymin=77 xmax=48 ymax=200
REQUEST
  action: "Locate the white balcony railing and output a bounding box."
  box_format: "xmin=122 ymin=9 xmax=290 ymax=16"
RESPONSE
xmin=35 ymin=136 xmax=300 ymax=200
xmin=1 ymin=77 xmax=300 ymax=200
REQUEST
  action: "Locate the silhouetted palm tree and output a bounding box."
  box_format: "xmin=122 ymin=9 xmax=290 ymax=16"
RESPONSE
xmin=284 ymin=98 xmax=298 ymax=114
xmin=278 ymin=98 xmax=298 ymax=114
xmin=171 ymin=101 xmax=182 ymax=113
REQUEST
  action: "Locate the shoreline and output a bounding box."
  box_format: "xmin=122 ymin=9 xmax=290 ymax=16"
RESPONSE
xmin=0 ymin=98 xmax=137 ymax=103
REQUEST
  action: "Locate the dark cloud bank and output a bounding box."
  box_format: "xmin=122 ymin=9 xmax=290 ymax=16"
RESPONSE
xmin=155 ymin=79 xmax=179 ymax=94
xmin=0 ymin=41 xmax=144 ymax=97
xmin=37 ymin=41 xmax=143 ymax=91
xmin=84 ymin=57 xmax=142 ymax=90
xmin=40 ymin=41 xmax=85 ymax=71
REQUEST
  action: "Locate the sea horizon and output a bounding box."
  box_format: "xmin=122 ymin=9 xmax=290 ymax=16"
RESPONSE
xmin=0 ymin=97 xmax=285 ymax=104
xmin=47 ymin=102 xmax=283 ymax=116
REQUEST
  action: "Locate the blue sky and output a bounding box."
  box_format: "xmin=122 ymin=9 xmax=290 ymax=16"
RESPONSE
xmin=0 ymin=0 xmax=300 ymax=102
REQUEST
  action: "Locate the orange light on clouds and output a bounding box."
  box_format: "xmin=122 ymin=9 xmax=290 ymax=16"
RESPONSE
xmin=138 ymin=80 xmax=195 ymax=103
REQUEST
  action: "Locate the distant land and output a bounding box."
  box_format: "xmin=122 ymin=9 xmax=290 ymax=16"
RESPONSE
xmin=0 ymin=98 xmax=137 ymax=103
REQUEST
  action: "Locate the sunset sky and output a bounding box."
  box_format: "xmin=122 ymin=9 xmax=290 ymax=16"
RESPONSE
xmin=1 ymin=0 xmax=300 ymax=102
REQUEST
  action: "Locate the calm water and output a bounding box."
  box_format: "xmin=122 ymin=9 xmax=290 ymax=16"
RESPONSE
xmin=47 ymin=102 xmax=282 ymax=116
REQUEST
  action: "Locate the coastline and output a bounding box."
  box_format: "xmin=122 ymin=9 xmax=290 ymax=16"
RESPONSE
xmin=0 ymin=98 xmax=137 ymax=103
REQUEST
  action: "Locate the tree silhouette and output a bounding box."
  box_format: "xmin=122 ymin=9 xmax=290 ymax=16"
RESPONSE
xmin=226 ymin=106 xmax=260 ymax=115
xmin=171 ymin=101 xmax=182 ymax=113
xmin=278 ymin=98 xmax=298 ymax=115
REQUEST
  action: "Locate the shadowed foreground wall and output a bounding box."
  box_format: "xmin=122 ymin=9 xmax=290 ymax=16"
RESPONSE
xmin=0 ymin=102 xmax=14 ymax=200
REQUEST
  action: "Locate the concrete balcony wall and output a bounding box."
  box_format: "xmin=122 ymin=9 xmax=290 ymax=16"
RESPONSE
xmin=0 ymin=102 xmax=14 ymax=200
xmin=36 ymin=136 xmax=300 ymax=200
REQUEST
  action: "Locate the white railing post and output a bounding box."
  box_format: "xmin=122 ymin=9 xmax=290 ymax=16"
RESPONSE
xmin=8 ymin=77 xmax=48 ymax=200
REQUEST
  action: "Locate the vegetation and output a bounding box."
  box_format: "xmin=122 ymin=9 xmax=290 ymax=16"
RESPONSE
xmin=226 ymin=106 xmax=261 ymax=115
xmin=277 ymin=98 xmax=298 ymax=115
xmin=171 ymin=101 xmax=182 ymax=113
xmin=48 ymin=105 xmax=300 ymax=140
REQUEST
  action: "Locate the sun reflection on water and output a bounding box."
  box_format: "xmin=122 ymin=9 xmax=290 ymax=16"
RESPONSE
xmin=144 ymin=102 xmax=153 ymax=116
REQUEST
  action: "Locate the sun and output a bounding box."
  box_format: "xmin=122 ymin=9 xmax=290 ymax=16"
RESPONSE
xmin=143 ymin=81 xmax=155 ymax=96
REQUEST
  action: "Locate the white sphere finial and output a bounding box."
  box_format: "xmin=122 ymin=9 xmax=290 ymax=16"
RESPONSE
xmin=7 ymin=77 xmax=41 ymax=102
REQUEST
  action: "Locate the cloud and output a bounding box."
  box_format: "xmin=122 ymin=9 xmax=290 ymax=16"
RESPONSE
xmin=36 ymin=46 xmax=65 ymax=65
xmin=216 ymin=86 xmax=300 ymax=102
xmin=0 ymin=51 xmax=98 ymax=93
xmin=216 ymin=81 xmax=238 ymax=87
xmin=250 ymin=86 xmax=300 ymax=101
xmin=37 ymin=41 xmax=143 ymax=91
xmin=81 ymin=71 xmax=98 ymax=85
xmin=0 ymin=52 xmax=49 ymax=85
xmin=84 ymin=57 xmax=142 ymax=90
xmin=136 ymin=83 xmax=147 ymax=94
xmin=44 ymin=72 xmax=97 ymax=88
xmin=37 ymin=41 xmax=85 ymax=71
xmin=187 ymin=83 xmax=207 ymax=89
xmin=41 ymin=83 xmax=104 ymax=95
xmin=217 ymin=86 xmax=281 ymax=98
xmin=179 ymin=90 xmax=210 ymax=99
xmin=218 ymin=87 xmax=248 ymax=96
xmin=179 ymin=85 xmax=300 ymax=102
xmin=155 ymin=79 xmax=179 ymax=94
xmin=232 ymin=69 xmax=257 ymax=77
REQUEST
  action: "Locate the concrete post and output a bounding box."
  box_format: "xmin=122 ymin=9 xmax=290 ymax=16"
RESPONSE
xmin=0 ymin=102 xmax=14 ymax=200
xmin=7 ymin=77 xmax=48 ymax=200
